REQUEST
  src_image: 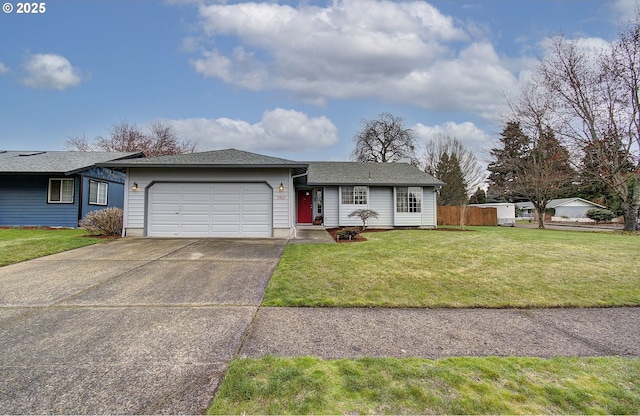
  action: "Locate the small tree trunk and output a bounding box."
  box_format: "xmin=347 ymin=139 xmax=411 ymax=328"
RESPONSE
xmin=535 ymin=207 xmax=545 ymax=229
xmin=459 ymin=204 xmax=467 ymax=230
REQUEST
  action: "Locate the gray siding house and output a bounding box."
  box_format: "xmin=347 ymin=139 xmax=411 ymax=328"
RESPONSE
xmin=0 ymin=151 xmax=144 ymax=227
xmin=516 ymin=198 xmax=607 ymax=221
xmin=101 ymin=149 xmax=444 ymax=238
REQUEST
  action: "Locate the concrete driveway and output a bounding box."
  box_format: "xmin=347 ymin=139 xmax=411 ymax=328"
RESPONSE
xmin=0 ymin=238 xmax=286 ymax=415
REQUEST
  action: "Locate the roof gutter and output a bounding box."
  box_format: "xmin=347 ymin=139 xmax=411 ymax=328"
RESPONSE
xmin=292 ymin=170 xmax=308 ymax=179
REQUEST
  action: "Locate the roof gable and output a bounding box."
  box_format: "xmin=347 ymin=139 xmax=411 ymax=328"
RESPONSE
xmin=0 ymin=151 xmax=144 ymax=174
xmin=307 ymin=161 xmax=444 ymax=186
xmin=548 ymin=197 xmax=606 ymax=209
xmin=100 ymin=148 xmax=306 ymax=168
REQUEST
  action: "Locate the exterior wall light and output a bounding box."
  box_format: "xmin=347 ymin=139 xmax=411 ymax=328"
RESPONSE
xmin=279 ymin=182 xmax=284 ymax=192
xmin=131 ymin=182 xmax=139 ymax=191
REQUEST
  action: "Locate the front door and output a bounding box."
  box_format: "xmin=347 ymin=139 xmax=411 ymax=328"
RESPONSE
xmin=297 ymin=190 xmax=313 ymax=223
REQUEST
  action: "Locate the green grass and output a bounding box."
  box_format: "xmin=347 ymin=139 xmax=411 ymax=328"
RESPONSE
xmin=209 ymin=356 xmax=640 ymax=415
xmin=264 ymin=227 xmax=640 ymax=308
xmin=0 ymin=228 xmax=103 ymax=266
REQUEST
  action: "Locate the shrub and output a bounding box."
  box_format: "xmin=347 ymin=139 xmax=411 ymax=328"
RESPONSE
xmin=337 ymin=227 xmax=360 ymax=240
xmin=79 ymin=207 xmax=123 ymax=236
xmin=586 ymin=208 xmax=616 ymax=223
xmin=347 ymin=209 xmax=379 ymax=230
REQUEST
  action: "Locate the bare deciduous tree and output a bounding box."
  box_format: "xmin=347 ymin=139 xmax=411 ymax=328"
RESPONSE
xmin=65 ymin=134 xmax=93 ymax=152
xmin=351 ymin=113 xmax=418 ymax=163
xmin=537 ymin=19 xmax=640 ymax=230
xmin=423 ymin=134 xmax=486 ymax=196
xmin=67 ymin=121 xmax=196 ymax=157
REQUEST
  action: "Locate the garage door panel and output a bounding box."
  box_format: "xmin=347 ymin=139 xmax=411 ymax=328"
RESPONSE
xmin=212 ymin=204 xmax=240 ymax=213
xmin=179 ymin=226 xmax=211 ymax=235
xmin=212 ymin=214 xmax=241 ymax=223
xmin=150 ymin=225 xmax=180 ymax=234
xmin=182 ymin=204 xmax=210 ymax=213
xmin=182 ymin=194 xmax=211 ymax=204
xmin=181 ymin=214 xmax=211 ymax=223
xmin=242 ymin=213 xmax=270 ymax=222
xmin=147 ymin=182 xmax=272 ymax=237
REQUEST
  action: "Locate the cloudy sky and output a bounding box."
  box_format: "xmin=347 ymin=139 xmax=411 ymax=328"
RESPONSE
xmin=0 ymin=0 xmax=636 ymax=162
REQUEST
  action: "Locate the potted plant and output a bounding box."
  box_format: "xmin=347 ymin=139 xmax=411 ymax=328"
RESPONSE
xmin=313 ymin=215 xmax=324 ymax=225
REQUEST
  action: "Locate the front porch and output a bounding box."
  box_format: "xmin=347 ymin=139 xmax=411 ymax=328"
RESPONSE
xmin=295 ymin=187 xmax=324 ymax=226
xmin=290 ymin=226 xmax=335 ymax=244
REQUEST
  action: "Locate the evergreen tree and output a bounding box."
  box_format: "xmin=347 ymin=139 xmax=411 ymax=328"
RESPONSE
xmin=469 ymin=188 xmax=487 ymax=204
xmin=487 ymin=122 xmax=530 ymax=202
xmin=488 ymin=121 xmax=575 ymax=228
xmin=436 ymin=153 xmax=468 ymax=206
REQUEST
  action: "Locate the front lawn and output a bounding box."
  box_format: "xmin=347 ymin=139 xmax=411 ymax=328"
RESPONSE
xmin=0 ymin=228 xmax=103 ymax=266
xmin=264 ymin=227 xmax=640 ymax=308
xmin=209 ymin=356 xmax=640 ymax=415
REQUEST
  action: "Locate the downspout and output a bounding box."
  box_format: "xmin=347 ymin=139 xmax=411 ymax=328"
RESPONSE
xmin=122 ymin=168 xmax=129 ymax=237
xmin=76 ymin=174 xmax=83 ymax=227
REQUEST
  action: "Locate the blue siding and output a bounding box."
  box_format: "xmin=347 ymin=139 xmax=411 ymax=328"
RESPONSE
xmin=0 ymin=175 xmax=80 ymax=227
xmin=79 ymin=168 xmax=127 ymax=219
xmin=0 ymin=167 xmax=126 ymax=227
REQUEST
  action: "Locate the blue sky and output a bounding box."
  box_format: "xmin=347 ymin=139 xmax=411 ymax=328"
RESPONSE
xmin=0 ymin=0 xmax=636 ymax=162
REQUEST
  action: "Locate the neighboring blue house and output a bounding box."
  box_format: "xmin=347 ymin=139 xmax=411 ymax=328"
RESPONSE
xmin=0 ymin=150 xmax=144 ymax=227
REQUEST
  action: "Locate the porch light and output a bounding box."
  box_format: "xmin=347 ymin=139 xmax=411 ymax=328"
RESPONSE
xmin=279 ymin=182 xmax=284 ymax=192
xmin=131 ymin=182 xmax=139 ymax=191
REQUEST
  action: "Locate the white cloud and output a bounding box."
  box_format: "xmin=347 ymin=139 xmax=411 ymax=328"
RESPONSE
xmin=0 ymin=63 xmax=9 ymax=74
xmin=21 ymin=53 xmax=87 ymax=90
xmin=611 ymin=0 xmax=639 ymax=18
xmin=158 ymin=108 xmax=338 ymax=152
xmin=185 ymin=0 xmax=519 ymax=117
xmin=413 ymin=121 xmax=494 ymax=160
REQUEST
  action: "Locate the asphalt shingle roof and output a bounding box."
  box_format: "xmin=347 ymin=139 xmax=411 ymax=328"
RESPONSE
xmin=96 ymin=148 xmax=443 ymax=186
xmin=100 ymin=148 xmax=306 ymax=168
xmin=307 ymin=161 xmax=444 ymax=186
xmin=0 ymin=151 xmax=143 ymax=174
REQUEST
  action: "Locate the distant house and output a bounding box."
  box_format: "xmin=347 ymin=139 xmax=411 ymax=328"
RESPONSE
xmin=516 ymin=198 xmax=607 ymax=222
xmin=100 ymin=148 xmax=444 ymax=238
xmin=0 ymin=151 xmax=144 ymax=227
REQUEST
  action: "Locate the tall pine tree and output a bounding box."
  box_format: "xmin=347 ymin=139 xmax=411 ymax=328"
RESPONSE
xmin=487 ymin=122 xmax=530 ymax=202
xmin=436 ymin=153 xmax=468 ymax=206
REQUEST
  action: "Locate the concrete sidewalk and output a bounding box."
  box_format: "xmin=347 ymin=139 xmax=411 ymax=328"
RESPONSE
xmin=240 ymin=307 xmax=640 ymax=359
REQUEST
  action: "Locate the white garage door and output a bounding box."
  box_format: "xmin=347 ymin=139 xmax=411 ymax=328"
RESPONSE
xmin=147 ymin=182 xmax=272 ymax=237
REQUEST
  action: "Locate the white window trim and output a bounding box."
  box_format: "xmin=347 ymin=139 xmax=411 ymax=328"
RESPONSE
xmin=89 ymin=180 xmax=108 ymax=206
xmin=340 ymin=186 xmax=368 ymax=205
xmin=396 ymin=186 xmax=422 ymax=213
xmin=48 ymin=178 xmax=75 ymax=204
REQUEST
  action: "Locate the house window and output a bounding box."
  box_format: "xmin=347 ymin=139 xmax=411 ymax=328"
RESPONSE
xmin=396 ymin=187 xmax=422 ymax=213
xmin=341 ymin=186 xmax=367 ymax=205
xmin=89 ymin=180 xmax=108 ymax=205
xmin=48 ymin=178 xmax=74 ymax=203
